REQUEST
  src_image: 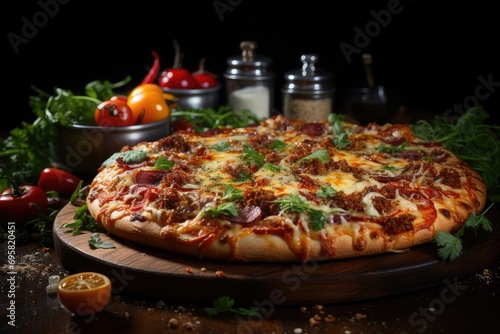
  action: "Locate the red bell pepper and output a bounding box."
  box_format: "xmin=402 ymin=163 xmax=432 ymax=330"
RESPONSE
xmin=1 ymin=177 xmax=48 ymax=227
xmin=141 ymin=51 xmax=161 ymax=85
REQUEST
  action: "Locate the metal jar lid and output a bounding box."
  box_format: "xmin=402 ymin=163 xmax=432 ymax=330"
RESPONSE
xmin=282 ymin=54 xmax=334 ymax=94
xmin=224 ymin=41 xmax=275 ymax=80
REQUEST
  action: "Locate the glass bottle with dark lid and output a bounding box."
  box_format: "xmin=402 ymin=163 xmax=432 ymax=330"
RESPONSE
xmin=282 ymin=54 xmax=335 ymax=121
xmin=223 ymin=41 xmax=276 ymax=119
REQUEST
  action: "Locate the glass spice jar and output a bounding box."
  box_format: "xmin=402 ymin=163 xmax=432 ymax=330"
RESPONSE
xmin=282 ymin=54 xmax=335 ymax=122
xmin=223 ymin=41 xmax=276 ymax=119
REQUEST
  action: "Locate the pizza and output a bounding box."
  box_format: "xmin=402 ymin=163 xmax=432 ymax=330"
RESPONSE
xmin=85 ymin=114 xmax=487 ymax=262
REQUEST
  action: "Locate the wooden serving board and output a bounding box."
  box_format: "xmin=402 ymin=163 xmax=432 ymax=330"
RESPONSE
xmin=53 ymin=203 xmax=500 ymax=305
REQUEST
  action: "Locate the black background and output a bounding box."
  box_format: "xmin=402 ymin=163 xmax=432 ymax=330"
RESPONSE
xmin=3 ymin=0 xmax=500 ymax=134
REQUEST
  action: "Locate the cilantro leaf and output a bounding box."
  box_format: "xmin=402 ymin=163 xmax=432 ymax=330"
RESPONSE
xmin=241 ymin=145 xmax=265 ymax=167
xmin=205 ymin=296 xmax=260 ymax=317
xmin=274 ymin=194 xmax=327 ymax=231
xmin=234 ymin=170 xmax=252 ymax=182
xmin=264 ymin=162 xmax=281 ymax=172
xmin=434 ymin=230 xmax=463 ymax=261
xmin=212 ymin=140 xmax=230 ymax=151
xmin=63 ymin=204 xmax=102 ymax=235
xmin=433 ymin=203 xmax=494 ymax=261
xmin=332 ymin=131 xmax=351 ymax=149
xmin=274 ymin=194 xmax=310 ymax=213
xmin=102 ymin=150 xmax=148 ymax=167
xmin=308 ymin=209 xmax=327 ymax=231
xmin=202 ymin=202 xmax=239 ymax=218
xmin=268 ymin=140 xmax=288 ymax=151
xmin=376 ymin=143 xmax=407 ymax=156
xmin=89 ymin=232 xmax=116 ymax=249
xmin=328 ymin=113 xmax=346 ymax=135
xmin=154 ymin=155 xmax=174 ymax=170
xmin=297 ymin=149 xmax=330 ymax=164
xmin=316 ymin=185 xmax=337 ymax=198
xmin=222 ymin=185 xmax=243 ymax=200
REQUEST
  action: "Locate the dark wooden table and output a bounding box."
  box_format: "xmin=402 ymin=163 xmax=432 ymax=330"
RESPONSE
xmin=2 ymin=214 xmax=500 ymax=334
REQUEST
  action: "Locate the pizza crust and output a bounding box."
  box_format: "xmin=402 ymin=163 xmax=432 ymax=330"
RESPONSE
xmin=87 ymin=198 xmax=447 ymax=263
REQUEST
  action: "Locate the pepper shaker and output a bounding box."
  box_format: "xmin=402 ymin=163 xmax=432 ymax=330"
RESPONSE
xmin=223 ymin=41 xmax=276 ymax=119
xmin=282 ymin=54 xmax=335 ymax=121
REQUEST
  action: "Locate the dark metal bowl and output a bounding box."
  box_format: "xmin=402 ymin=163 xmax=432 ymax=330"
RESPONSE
xmin=162 ymin=84 xmax=221 ymax=110
xmin=53 ymin=118 xmax=170 ymax=178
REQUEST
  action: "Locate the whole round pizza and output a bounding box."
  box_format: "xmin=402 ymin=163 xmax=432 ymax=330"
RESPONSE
xmin=86 ymin=115 xmax=487 ymax=262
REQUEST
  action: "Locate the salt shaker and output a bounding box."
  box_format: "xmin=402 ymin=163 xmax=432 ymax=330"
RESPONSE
xmin=223 ymin=41 xmax=276 ymax=119
xmin=282 ymin=54 xmax=335 ymax=121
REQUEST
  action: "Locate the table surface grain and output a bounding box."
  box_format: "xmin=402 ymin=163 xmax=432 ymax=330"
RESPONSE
xmin=2 ymin=221 xmax=500 ymax=334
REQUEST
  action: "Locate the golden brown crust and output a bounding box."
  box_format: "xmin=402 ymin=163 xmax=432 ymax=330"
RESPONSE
xmin=85 ymin=115 xmax=489 ymax=263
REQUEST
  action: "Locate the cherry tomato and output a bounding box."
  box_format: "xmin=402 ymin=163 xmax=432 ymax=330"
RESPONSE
xmin=95 ymin=98 xmax=135 ymax=127
xmin=0 ymin=179 xmax=48 ymax=227
xmin=127 ymin=84 xmax=170 ymax=124
xmin=110 ymin=95 xmax=128 ymax=102
xmin=37 ymin=167 xmax=81 ymax=197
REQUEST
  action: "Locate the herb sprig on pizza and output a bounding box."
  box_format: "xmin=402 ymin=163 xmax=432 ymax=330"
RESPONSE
xmin=86 ymin=112 xmax=489 ymax=262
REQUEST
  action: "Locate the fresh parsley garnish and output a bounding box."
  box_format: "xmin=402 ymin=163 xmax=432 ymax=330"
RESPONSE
xmin=212 ymin=140 xmax=231 ymax=151
xmin=316 ymin=185 xmax=337 ymax=198
xmin=268 ymin=140 xmax=288 ymax=151
xmin=154 ymin=155 xmax=174 ymax=170
xmin=202 ymin=202 xmax=239 ymax=218
xmin=264 ymin=162 xmax=281 ymax=172
xmin=376 ymin=142 xmax=407 ymax=156
xmin=63 ymin=204 xmax=102 ymax=235
xmin=411 ymin=106 xmax=500 ymax=203
xmin=241 ymin=145 xmax=265 ymax=167
xmin=328 ymin=113 xmax=346 ymax=135
xmin=332 ymin=131 xmax=351 ymax=149
xmin=297 ymin=149 xmax=330 ymax=164
xmin=234 ymin=170 xmax=252 ymax=182
xmin=274 ymin=194 xmax=327 ymax=231
xmin=381 ymin=165 xmax=401 ymax=171
xmin=89 ymin=232 xmax=116 ymax=249
xmin=170 ymin=105 xmax=262 ymax=134
xmin=102 ymin=149 xmax=148 ymax=167
xmin=222 ymin=184 xmax=243 ymax=200
xmin=205 ymin=296 xmax=260 ymax=317
xmin=433 ymin=203 xmax=494 ymax=261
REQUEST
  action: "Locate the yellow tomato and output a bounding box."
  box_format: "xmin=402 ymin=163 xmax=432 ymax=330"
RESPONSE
xmin=127 ymin=84 xmax=171 ymax=124
xmin=57 ymin=272 xmax=112 ymax=315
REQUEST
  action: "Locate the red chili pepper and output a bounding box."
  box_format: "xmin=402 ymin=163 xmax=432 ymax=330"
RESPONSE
xmin=141 ymin=51 xmax=161 ymax=85
xmin=0 ymin=177 xmax=48 ymax=227
xmin=37 ymin=167 xmax=81 ymax=198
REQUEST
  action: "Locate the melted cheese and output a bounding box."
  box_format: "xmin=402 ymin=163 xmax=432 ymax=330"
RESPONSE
xmin=89 ymin=116 xmax=476 ymax=262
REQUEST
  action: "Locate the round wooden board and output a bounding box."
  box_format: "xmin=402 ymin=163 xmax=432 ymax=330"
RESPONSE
xmin=53 ymin=203 xmax=500 ymax=305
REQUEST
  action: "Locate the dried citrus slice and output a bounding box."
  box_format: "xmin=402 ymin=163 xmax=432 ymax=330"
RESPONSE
xmin=56 ymin=272 xmax=112 ymax=315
